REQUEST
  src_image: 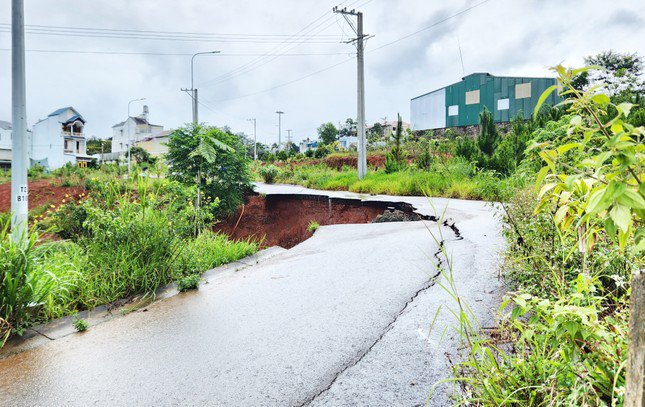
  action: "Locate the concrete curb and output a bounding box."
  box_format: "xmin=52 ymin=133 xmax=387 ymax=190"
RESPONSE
xmin=0 ymin=246 xmax=287 ymax=359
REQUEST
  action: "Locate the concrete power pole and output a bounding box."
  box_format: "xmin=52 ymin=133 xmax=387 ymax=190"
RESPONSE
xmin=247 ymin=118 xmax=257 ymax=160
xmin=182 ymin=51 xmax=220 ymax=124
xmin=11 ymin=0 xmax=28 ymax=240
xmin=334 ymin=6 xmax=369 ymax=179
xmin=276 ymin=111 xmax=284 ymax=151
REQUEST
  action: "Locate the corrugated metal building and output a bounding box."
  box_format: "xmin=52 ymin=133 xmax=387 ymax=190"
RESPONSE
xmin=410 ymin=73 xmax=560 ymax=131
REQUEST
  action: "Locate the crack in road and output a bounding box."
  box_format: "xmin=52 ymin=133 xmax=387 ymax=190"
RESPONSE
xmin=298 ymin=222 xmax=455 ymax=406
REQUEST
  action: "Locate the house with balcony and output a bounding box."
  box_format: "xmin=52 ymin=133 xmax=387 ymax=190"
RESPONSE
xmin=111 ymin=105 xmax=164 ymax=154
xmin=31 ymin=107 xmax=93 ymax=169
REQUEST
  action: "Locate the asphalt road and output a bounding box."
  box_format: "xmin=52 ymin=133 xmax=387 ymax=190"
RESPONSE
xmin=0 ymin=184 xmax=504 ymax=406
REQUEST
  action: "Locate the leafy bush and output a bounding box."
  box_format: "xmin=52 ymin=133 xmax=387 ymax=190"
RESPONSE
xmin=258 ymin=165 xmax=280 ymax=184
xmin=0 ymin=225 xmax=55 ymax=338
xmin=177 ymin=275 xmax=200 ymax=292
xmin=73 ymin=314 xmax=88 ymax=332
xmin=307 ymin=220 xmax=320 ymax=232
xmin=166 ymin=124 xmax=252 ymax=217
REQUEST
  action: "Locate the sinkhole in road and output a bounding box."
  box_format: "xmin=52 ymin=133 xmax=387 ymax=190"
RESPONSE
xmin=213 ymin=193 xmax=432 ymax=249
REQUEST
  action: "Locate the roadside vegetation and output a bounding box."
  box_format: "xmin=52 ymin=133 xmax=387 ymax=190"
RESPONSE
xmin=436 ymin=57 xmax=644 ymax=406
xmin=0 ymin=124 xmax=256 ymax=346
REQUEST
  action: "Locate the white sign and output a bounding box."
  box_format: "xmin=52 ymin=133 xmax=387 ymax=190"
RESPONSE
xmin=497 ymin=98 xmax=510 ymax=110
xmin=15 ymin=184 xmax=28 ymax=208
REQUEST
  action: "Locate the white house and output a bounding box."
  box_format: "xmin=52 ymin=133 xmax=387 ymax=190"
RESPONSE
xmin=338 ymin=136 xmax=358 ymax=150
xmin=31 ymin=107 xmax=93 ymax=169
xmin=111 ymin=105 xmax=164 ymax=154
xmin=136 ymin=129 xmax=172 ymax=157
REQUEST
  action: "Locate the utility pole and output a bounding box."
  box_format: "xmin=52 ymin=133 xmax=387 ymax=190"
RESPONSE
xmin=182 ymin=51 xmax=220 ymax=124
xmin=247 ymin=118 xmax=257 ymax=160
xmin=286 ymin=129 xmax=292 ymax=152
xmin=276 ymin=111 xmax=284 ymax=151
xmin=334 ymin=6 xmax=370 ymax=179
xmin=11 ymin=0 xmax=28 ymax=240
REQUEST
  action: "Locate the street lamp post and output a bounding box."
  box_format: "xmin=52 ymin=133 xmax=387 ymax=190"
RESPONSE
xmin=127 ymin=97 xmax=145 ymax=174
xmin=276 ymin=111 xmax=284 ymax=151
xmin=247 ymin=118 xmax=257 ymax=160
xmin=189 ymin=51 xmax=220 ymax=124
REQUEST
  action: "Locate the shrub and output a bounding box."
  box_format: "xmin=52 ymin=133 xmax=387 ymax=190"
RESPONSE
xmin=258 ymin=165 xmax=280 ymax=184
xmin=177 ymin=275 xmax=200 ymax=292
xmin=73 ymin=314 xmax=88 ymax=332
xmin=174 ymin=231 xmax=257 ymax=277
xmin=0 ymin=225 xmax=55 ymax=338
xmin=276 ymin=150 xmax=289 ymax=161
xmin=307 ymin=220 xmax=320 ymax=232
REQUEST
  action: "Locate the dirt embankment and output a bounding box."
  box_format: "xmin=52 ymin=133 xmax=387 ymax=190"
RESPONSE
xmin=213 ymin=194 xmax=425 ymax=249
xmin=0 ymin=180 xmax=84 ymax=213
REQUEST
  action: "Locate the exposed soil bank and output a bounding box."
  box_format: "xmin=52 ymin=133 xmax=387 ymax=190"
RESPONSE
xmin=0 ymin=180 xmax=84 ymax=213
xmin=213 ymin=193 xmax=428 ymax=249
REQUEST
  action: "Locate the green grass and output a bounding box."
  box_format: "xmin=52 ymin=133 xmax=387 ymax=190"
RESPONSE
xmin=264 ymin=159 xmax=524 ymax=201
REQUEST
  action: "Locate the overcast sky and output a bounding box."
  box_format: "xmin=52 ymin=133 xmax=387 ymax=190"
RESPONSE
xmin=1 ymin=0 xmax=644 ymax=145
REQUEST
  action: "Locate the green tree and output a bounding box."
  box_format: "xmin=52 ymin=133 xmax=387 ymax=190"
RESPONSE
xmin=367 ymin=122 xmax=385 ymax=143
xmin=86 ymin=137 xmax=111 ymax=155
xmin=339 ymin=118 xmax=357 ymax=138
xmin=384 ymin=114 xmax=406 ymax=173
xmin=166 ymin=124 xmax=251 ymax=218
xmin=317 ymin=122 xmax=339 ymax=145
xmin=572 ymin=51 xmax=644 ymax=98
xmin=477 ymin=106 xmax=500 ymax=156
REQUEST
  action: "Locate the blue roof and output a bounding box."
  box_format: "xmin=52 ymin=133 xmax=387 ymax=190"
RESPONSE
xmin=63 ymin=114 xmax=86 ymax=124
xmin=48 ymin=107 xmax=72 ymax=117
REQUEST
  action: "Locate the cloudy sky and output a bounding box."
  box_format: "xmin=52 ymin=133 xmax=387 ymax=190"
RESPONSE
xmin=0 ymin=0 xmax=644 ymax=145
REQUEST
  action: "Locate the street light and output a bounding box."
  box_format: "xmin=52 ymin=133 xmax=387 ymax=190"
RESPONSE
xmin=127 ymin=97 xmax=145 ymax=174
xmin=276 ymin=111 xmax=284 ymax=151
xmin=188 ymin=51 xmax=220 ymax=124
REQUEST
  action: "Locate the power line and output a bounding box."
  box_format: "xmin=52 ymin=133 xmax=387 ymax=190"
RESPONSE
xmin=209 ymin=0 xmax=491 ymax=103
xmin=0 ymin=27 xmax=343 ymax=44
xmin=0 ymin=48 xmax=351 ymax=57
xmin=196 ymin=0 xmax=371 ymax=88
xmin=0 ymin=22 xmax=346 ymax=38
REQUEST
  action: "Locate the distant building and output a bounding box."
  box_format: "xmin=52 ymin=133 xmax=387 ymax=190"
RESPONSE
xmin=367 ymin=120 xmax=409 ymax=135
xmin=410 ymin=72 xmax=561 ymax=131
xmin=136 ymin=130 xmax=172 ymax=157
xmin=338 ymin=136 xmax=358 ymax=149
xmin=111 ymin=105 xmax=163 ymax=154
xmin=299 ymin=138 xmax=318 ymax=153
xmin=0 ymin=120 xmax=13 ymax=168
xmin=31 ymin=107 xmax=92 ymax=169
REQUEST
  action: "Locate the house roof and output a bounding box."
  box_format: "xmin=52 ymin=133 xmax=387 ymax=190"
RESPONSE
xmin=62 ymin=114 xmax=86 ymax=125
xmin=112 ymin=116 xmax=162 ymax=128
xmin=0 ymin=120 xmax=10 ymax=130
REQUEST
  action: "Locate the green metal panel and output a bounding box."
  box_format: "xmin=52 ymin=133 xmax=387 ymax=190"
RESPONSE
xmin=441 ymin=73 xmax=561 ymax=128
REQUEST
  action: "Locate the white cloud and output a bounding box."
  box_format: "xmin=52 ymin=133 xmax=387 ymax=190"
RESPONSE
xmin=0 ymin=0 xmax=643 ymax=144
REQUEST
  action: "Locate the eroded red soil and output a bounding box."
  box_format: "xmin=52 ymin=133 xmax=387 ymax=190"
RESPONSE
xmin=0 ymin=180 xmax=84 ymax=213
xmin=213 ymin=194 xmax=388 ymax=248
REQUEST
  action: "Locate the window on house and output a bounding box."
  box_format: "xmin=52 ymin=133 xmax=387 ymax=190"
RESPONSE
xmin=465 ymin=90 xmax=480 ymax=105
xmin=76 ymin=141 xmax=80 ymax=151
xmin=120 ymin=143 xmax=123 ymax=150
xmin=515 ymin=82 xmax=532 ymax=99
xmin=497 ymin=98 xmax=510 ymax=110
xmin=448 ymin=105 xmax=459 ymax=116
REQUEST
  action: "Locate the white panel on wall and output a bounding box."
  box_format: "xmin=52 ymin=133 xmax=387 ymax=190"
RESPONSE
xmin=497 ymin=98 xmax=510 ymax=110
xmin=465 ymin=90 xmax=480 ymax=105
xmin=448 ymin=105 xmax=459 ymax=116
xmin=515 ymin=82 xmax=532 ymax=99
xmin=410 ymin=88 xmax=446 ymax=130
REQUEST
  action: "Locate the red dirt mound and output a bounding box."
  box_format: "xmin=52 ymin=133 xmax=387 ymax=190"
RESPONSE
xmin=213 ymin=194 xmax=387 ymax=249
xmin=0 ymin=180 xmax=84 ymax=213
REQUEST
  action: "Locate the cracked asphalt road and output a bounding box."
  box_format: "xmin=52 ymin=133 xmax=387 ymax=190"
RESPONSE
xmin=0 ymin=184 xmax=504 ymax=406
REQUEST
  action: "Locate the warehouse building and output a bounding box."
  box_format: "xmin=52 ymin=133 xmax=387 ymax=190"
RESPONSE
xmin=410 ymin=72 xmax=560 ymax=131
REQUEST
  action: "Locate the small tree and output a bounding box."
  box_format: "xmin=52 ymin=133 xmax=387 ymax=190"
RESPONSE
xmin=384 ymin=114 xmax=406 ymax=173
xmin=477 ymin=106 xmax=500 ymax=156
xmin=317 ymin=122 xmax=339 ymax=145
xmin=166 ymin=124 xmax=251 ymax=219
